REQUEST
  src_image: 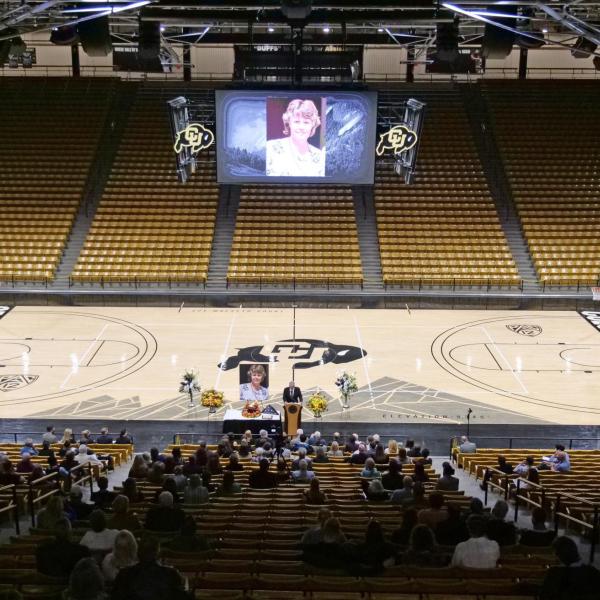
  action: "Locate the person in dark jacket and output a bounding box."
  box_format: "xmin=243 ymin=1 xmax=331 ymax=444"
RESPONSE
xmin=145 ymin=491 xmax=185 ymax=532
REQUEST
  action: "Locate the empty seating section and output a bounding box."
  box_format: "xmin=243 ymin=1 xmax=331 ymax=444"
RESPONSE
xmin=71 ymin=85 xmax=218 ymax=285
xmin=0 ymin=78 xmax=111 ymax=283
xmin=484 ymin=81 xmax=600 ymax=287
xmin=228 ymin=187 xmax=362 ymax=285
xmin=375 ymin=91 xmax=519 ymax=287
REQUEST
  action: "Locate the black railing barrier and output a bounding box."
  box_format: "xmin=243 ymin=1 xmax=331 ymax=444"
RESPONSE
xmin=0 ymin=432 xmax=133 ymax=444
xmin=0 ymin=484 xmax=20 ymax=534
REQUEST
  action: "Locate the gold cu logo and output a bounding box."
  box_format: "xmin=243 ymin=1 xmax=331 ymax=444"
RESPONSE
xmin=173 ymin=123 xmax=215 ymax=154
xmin=376 ymin=125 xmax=418 ymax=156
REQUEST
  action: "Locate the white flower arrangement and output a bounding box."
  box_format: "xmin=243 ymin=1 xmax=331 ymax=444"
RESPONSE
xmin=335 ymin=371 xmax=358 ymax=395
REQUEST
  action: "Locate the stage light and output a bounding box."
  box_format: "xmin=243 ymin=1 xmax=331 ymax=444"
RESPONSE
xmin=323 ymin=26 xmax=330 ymax=33
xmin=268 ymin=26 xmax=275 ymax=33
xmin=377 ymin=27 xmax=383 ymax=33
xmin=542 ymin=28 xmax=548 ymax=33
xmin=160 ymin=25 xmax=166 ymax=32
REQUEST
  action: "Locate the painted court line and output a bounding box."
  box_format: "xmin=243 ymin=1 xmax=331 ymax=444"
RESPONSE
xmin=59 ymin=324 xmax=109 ymax=390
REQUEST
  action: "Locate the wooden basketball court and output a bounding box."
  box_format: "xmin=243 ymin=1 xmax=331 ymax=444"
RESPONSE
xmin=0 ymin=306 xmax=598 ymax=425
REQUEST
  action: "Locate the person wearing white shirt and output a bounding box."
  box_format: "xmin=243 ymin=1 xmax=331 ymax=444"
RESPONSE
xmin=80 ymin=509 xmax=119 ymax=558
xmin=451 ymin=515 xmax=500 ymax=569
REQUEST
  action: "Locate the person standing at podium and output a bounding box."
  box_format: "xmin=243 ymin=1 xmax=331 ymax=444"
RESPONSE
xmin=283 ymin=381 xmax=303 ymax=404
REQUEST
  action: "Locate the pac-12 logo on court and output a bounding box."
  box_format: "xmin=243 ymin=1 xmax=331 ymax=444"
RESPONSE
xmin=506 ymin=324 xmax=542 ymax=337
xmin=0 ymin=374 xmax=38 ymax=392
xmin=218 ymin=339 xmax=366 ymax=371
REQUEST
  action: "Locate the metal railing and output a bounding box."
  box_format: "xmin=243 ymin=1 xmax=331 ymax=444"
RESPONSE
xmin=0 ymin=484 xmax=21 ymax=534
xmin=68 ymin=276 xmax=207 ymax=289
xmin=226 ymin=277 xmax=363 ymax=291
xmin=0 ymin=432 xmax=132 ymax=444
xmin=385 ymin=278 xmax=524 ymax=292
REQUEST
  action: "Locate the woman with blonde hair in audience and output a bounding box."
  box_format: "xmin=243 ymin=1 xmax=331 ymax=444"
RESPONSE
xmin=101 ymin=530 xmax=138 ymax=583
xmin=327 ymin=440 xmax=343 ymax=457
xmin=128 ymin=455 xmax=148 ymax=480
xmin=60 ymin=428 xmax=76 ymax=444
xmin=303 ymin=477 xmax=327 ymax=504
xmin=385 ymin=440 xmax=399 ymax=456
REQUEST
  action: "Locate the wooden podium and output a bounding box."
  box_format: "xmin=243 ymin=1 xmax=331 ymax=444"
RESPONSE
xmin=283 ymin=402 xmax=302 ymax=436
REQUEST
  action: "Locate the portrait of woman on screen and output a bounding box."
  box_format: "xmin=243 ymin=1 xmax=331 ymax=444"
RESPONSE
xmin=266 ymin=99 xmax=325 ymax=177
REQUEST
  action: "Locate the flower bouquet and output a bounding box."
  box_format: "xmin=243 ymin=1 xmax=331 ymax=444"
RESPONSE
xmin=179 ymin=369 xmax=201 ymax=406
xmin=335 ymin=371 xmax=358 ymax=409
xmin=242 ymin=400 xmax=261 ymax=418
xmin=307 ymin=392 xmax=328 ymax=417
xmin=201 ymin=389 xmax=224 ymax=413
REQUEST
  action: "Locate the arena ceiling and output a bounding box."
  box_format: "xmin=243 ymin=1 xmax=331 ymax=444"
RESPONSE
xmin=0 ymin=0 xmax=599 ymax=57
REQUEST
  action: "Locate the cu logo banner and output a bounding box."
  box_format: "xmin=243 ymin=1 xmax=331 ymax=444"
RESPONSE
xmin=376 ymin=125 xmax=418 ymax=157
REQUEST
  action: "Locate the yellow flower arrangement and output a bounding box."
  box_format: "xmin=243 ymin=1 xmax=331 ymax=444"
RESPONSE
xmin=200 ymin=389 xmax=225 ymax=409
xmin=307 ymin=392 xmax=328 ymax=417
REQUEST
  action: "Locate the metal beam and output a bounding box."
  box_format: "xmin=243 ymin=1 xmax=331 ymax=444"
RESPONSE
xmin=536 ymin=2 xmax=600 ymax=47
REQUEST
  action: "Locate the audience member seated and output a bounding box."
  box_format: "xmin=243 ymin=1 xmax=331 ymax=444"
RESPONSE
xmin=238 ymin=440 xmax=251 ymax=458
xmin=435 ymin=503 xmax=469 ymax=547
xmin=107 ymin=495 xmax=142 ymax=531
xmin=249 ymin=458 xmax=279 ymax=489
xmin=313 ymin=446 xmax=329 ymax=463
xmin=150 ymin=447 xmax=166 ymax=464
xmin=91 ymin=476 xmax=117 ymax=510
xmin=241 ymin=430 xmax=254 ymax=447
xmin=513 ymin=455 xmax=535 ymax=477
xmin=255 ymin=430 xmax=271 ymax=448
xmin=42 ymin=426 xmax=58 ymax=444
xmin=365 ymin=479 xmax=389 ymax=502
xmin=0 ymin=461 xmax=22 ymax=485
xmin=361 ymin=457 xmax=382 ymax=479
xmin=96 ymin=427 xmax=114 ymax=444
xmin=164 ymin=515 xmax=211 ymax=554
xmin=182 ymin=474 xmax=209 ymax=504
xmin=436 ymin=462 xmax=460 ymax=491
xmin=516 ymin=466 xmax=540 ymax=494
xmin=348 ymin=443 xmax=368 ymax=465
xmin=147 ymin=462 xmax=165 ymax=484
xmin=20 ymin=438 xmax=38 ymax=456
xmin=291 ymin=447 xmax=312 ymax=470
xmin=396 ymin=447 xmax=411 ymax=466
xmin=65 ymin=485 xmax=94 ymax=521
xmin=37 ymin=495 xmax=68 ymax=530
xmin=16 ymin=452 xmax=35 ymax=474
xmin=381 ymin=459 xmax=404 ymax=491
xmin=145 ymin=492 xmax=185 ymax=533
xmin=171 ymin=467 xmax=187 ymax=492
xmin=304 ymin=477 xmax=327 ymax=504
xmin=327 ymin=441 xmax=343 ymax=457
xmin=420 ymin=448 xmax=433 ymax=465
xmin=385 ymin=439 xmax=398 ymax=456
xmin=112 ymin=536 xmax=191 ymax=600
xmin=539 ymin=536 xmax=600 ymax=600
xmin=373 ymin=444 xmax=389 ymax=465
xmin=75 ymin=445 xmax=103 ymax=468
xmin=390 ymin=476 xmax=414 ymax=505
xmin=301 ymin=508 xmax=332 ymax=545
xmin=38 ymin=440 xmax=56 ymax=460
xmin=391 ymin=508 xmax=419 ymax=546
xmin=181 ymin=455 xmax=202 ymax=477
xmin=214 ymin=470 xmax=242 ymax=496
xmin=36 ymin=517 xmax=91 ymax=579
xmin=102 ymin=530 xmax=138 ymax=584
xmin=519 ymin=507 xmax=556 ymax=547
xmin=458 ymin=435 xmax=477 ymax=453
xmin=345 ymin=434 xmax=359 ymax=453
xmin=128 ymin=455 xmax=149 ymax=479
xmin=156 ymin=477 xmax=181 ymax=504
xmin=481 ymin=455 xmax=515 ymax=490
xmin=61 ymin=428 xmax=76 ymax=444
xmin=225 ymin=452 xmax=245 ymax=471
xmin=205 ymin=452 xmax=222 ymax=475
xmin=65 ymin=556 xmax=107 ymax=600
xmin=59 ymin=441 xmax=74 ymax=458
xmin=308 ymin=431 xmax=326 ymax=447
xmin=408 ymin=444 xmax=422 ymax=459
xmin=122 ymin=478 xmax=145 ymax=504
xmin=540 ymin=450 xmax=570 ymax=473
xmin=292 ymin=459 xmax=315 ymax=483
xmin=302 ymin=517 xmax=348 ymax=570
xmin=451 ymin=515 xmax=499 ymax=569
xmin=486 ymin=500 xmax=517 ymax=547
xmin=418 ymin=492 xmax=448 ymax=530
xmin=115 ymin=428 xmax=133 ymax=444
xmin=401 ymin=524 xmax=449 ymax=567
xmin=412 ymin=461 xmax=430 ymax=483
xmin=79 ymin=430 xmax=94 ymax=445
xmin=80 ymin=510 xmax=119 ymax=559
xmin=350 ymin=520 xmax=396 ymax=573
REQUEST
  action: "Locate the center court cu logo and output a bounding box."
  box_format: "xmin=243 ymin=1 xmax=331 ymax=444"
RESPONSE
xmin=218 ymin=338 xmax=367 ymax=371
xmin=506 ymin=324 xmax=542 ymax=337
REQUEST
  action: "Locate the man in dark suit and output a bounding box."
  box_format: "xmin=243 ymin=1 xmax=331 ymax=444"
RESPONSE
xmin=283 ymin=381 xmax=303 ymax=404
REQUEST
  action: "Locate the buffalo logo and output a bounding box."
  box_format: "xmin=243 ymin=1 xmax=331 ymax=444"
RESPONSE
xmin=506 ymin=324 xmax=542 ymax=337
xmin=173 ymin=123 xmax=215 ymax=155
xmin=0 ymin=374 xmax=38 ymax=392
xmin=218 ymin=339 xmax=366 ymax=371
xmin=376 ymin=125 xmax=418 ymax=156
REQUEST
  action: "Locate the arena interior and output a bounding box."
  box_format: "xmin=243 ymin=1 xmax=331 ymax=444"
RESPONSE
xmin=0 ymin=0 xmax=600 ymax=598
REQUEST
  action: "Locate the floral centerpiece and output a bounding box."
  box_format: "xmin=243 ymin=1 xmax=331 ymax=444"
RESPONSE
xmin=201 ymin=389 xmax=224 ymax=413
xmin=179 ymin=369 xmax=200 ymax=407
xmin=242 ymin=400 xmax=261 ymax=418
xmin=307 ymin=392 xmax=328 ymax=417
xmin=335 ymin=371 xmax=358 ymax=409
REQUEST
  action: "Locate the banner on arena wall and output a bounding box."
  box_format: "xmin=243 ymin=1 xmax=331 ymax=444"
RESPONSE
xmin=0 ymin=306 xmax=12 ymax=320
xmin=173 ymin=123 xmax=215 ymax=155
xmin=375 ymin=124 xmax=418 ymax=157
xmin=578 ymin=311 xmax=600 ymax=333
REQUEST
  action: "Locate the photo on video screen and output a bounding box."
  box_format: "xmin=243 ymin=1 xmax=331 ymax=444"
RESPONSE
xmin=216 ymin=90 xmax=377 ymax=184
xmin=239 ymin=363 xmax=269 ymax=403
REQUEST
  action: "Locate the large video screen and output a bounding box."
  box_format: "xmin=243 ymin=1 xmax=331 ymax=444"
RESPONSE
xmin=216 ymin=90 xmax=377 ymax=185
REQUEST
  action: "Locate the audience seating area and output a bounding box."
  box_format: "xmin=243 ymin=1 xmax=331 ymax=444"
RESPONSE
xmin=0 ymin=78 xmax=112 ymax=284
xmin=71 ymin=84 xmax=218 ymax=285
xmin=227 ymin=187 xmax=363 ymax=286
xmin=374 ymin=90 xmax=520 ymax=288
xmin=484 ymin=80 xmax=600 ymax=287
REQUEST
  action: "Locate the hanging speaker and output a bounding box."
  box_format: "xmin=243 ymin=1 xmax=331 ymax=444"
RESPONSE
xmin=571 ymin=36 xmax=597 ymax=59
xmin=139 ymin=20 xmax=161 ymax=63
xmin=50 ymin=26 xmax=79 ymax=46
xmin=78 ymin=16 xmax=112 ymax=57
xmin=436 ymin=21 xmax=459 ymax=62
xmin=481 ymin=7 xmax=517 ymax=59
